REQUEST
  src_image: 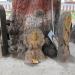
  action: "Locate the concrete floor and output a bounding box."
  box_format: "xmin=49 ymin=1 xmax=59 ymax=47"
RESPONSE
xmin=0 ymin=42 xmax=75 ymax=75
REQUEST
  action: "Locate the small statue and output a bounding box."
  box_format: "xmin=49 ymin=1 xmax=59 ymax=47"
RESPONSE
xmin=24 ymin=28 xmax=45 ymax=64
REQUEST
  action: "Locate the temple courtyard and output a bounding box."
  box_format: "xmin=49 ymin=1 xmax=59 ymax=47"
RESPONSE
xmin=0 ymin=42 xmax=75 ymax=75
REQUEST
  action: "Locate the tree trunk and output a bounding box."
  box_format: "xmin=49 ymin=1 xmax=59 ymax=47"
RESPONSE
xmin=9 ymin=0 xmax=61 ymax=59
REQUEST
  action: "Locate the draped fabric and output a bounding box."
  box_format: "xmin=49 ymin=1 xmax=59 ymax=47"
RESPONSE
xmin=13 ymin=0 xmax=51 ymax=15
xmin=12 ymin=0 xmax=60 ymax=33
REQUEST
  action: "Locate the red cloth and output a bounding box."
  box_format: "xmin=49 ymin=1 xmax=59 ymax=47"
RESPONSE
xmin=13 ymin=0 xmax=53 ymax=15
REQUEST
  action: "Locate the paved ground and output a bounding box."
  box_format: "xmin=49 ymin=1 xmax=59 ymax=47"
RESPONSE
xmin=0 ymin=42 xmax=75 ymax=75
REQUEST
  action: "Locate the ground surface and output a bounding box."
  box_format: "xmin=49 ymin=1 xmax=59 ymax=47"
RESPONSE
xmin=0 ymin=43 xmax=75 ymax=75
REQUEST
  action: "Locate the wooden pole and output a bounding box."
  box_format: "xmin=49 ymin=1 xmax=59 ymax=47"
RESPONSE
xmin=0 ymin=5 xmax=9 ymax=56
xmin=58 ymin=12 xmax=71 ymax=61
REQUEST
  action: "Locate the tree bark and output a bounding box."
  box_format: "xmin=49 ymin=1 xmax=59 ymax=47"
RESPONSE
xmin=9 ymin=0 xmax=61 ymax=59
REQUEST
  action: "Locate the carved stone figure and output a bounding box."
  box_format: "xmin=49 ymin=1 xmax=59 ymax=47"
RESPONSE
xmin=24 ymin=28 xmax=45 ymax=64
